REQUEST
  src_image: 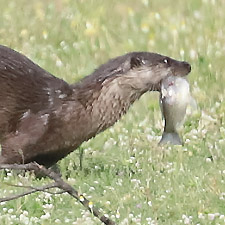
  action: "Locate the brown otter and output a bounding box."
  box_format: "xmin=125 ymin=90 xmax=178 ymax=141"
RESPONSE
xmin=0 ymin=45 xmax=191 ymax=167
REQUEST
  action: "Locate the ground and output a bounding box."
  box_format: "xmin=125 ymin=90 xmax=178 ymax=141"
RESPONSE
xmin=0 ymin=0 xmax=225 ymax=224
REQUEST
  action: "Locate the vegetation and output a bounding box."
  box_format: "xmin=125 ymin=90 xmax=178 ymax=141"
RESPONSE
xmin=0 ymin=0 xmax=224 ymax=224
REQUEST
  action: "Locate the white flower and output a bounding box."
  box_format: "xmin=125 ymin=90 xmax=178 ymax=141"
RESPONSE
xmin=182 ymin=215 xmax=192 ymax=224
xmin=148 ymin=201 xmax=152 ymax=207
xmin=208 ymin=213 xmax=215 ymax=221
xmin=40 ymin=212 xmax=51 ymax=220
xmin=19 ymin=214 xmax=29 ymax=224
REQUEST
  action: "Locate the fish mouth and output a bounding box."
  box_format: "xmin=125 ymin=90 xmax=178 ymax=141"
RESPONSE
xmin=159 ymin=61 xmax=191 ymax=89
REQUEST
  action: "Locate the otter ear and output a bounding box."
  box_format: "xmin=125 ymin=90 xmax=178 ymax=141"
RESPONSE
xmin=123 ymin=56 xmax=144 ymax=72
xmin=130 ymin=56 xmax=144 ymax=69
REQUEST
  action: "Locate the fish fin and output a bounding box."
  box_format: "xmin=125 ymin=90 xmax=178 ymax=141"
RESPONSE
xmin=186 ymin=96 xmax=198 ymax=116
xmin=159 ymin=132 xmax=183 ymax=145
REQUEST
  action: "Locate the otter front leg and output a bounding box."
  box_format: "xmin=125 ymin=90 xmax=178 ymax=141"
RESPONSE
xmin=0 ymin=113 xmax=49 ymax=164
xmin=1 ymin=136 xmax=30 ymax=164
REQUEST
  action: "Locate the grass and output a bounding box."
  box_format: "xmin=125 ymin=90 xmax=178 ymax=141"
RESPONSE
xmin=0 ymin=0 xmax=225 ymax=224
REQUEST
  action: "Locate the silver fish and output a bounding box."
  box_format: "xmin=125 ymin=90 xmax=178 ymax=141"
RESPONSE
xmin=159 ymin=76 xmax=195 ymax=145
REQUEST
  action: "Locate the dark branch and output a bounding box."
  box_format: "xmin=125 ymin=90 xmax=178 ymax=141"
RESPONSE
xmin=2 ymin=182 xmax=56 ymax=189
xmin=0 ymin=183 xmax=57 ymax=202
xmin=1 ymin=182 xmax=65 ymax=195
xmin=0 ymin=163 xmax=116 ymax=225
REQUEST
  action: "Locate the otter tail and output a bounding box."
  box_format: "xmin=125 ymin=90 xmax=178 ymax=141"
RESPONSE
xmin=159 ymin=132 xmax=183 ymax=145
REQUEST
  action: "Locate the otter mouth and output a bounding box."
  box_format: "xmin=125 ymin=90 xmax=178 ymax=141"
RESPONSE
xmin=159 ymin=60 xmax=191 ymax=91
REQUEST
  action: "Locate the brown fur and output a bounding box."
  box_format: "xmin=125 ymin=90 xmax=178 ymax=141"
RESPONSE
xmin=0 ymin=45 xmax=191 ymax=167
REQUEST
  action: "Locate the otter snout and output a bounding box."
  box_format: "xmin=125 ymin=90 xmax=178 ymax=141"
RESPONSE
xmin=173 ymin=61 xmax=191 ymax=76
xmin=182 ymin=61 xmax=191 ymax=74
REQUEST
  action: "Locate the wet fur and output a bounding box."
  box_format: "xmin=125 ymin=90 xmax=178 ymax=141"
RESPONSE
xmin=0 ymin=45 xmax=191 ymax=167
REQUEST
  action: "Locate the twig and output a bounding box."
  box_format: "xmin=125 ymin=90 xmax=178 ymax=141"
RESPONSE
xmin=0 ymin=183 xmax=57 ymax=202
xmin=2 ymin=182 xmax=56 ymax=189
xmin=79 ymin=147 xmax=84 ymax=170
xmin=1 ymin=182 xmax=65 ymax=195
xmin=0 ymin=163 xmax=116 ymax=225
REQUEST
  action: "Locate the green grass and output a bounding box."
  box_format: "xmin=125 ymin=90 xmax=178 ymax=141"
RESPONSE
xmin=0 ymin=0 xmax=225 ymax=224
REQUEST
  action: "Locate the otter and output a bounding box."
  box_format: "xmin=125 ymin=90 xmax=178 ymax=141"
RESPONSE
xmin=0 ymin=45 xmax=191 ymax=167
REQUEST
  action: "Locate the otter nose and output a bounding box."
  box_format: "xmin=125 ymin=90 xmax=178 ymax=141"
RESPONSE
xmin=183 ymin=61 xmax=191 ymax=73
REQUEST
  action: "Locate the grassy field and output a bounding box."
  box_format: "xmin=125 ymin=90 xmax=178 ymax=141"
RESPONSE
xmin=0 ymin=0 xmax=225 ymax=224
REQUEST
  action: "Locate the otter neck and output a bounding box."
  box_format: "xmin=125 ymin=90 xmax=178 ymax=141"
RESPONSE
xmin=73 ymin=77 xmax=143 ymax=136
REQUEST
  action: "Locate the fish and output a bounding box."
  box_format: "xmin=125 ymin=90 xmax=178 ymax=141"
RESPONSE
xmin=159 ymin=76 xmax=196 ymax=145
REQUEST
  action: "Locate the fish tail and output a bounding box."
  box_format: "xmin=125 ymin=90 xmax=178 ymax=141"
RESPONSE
xmin=159 ymin=132 xmax=183 ymax=145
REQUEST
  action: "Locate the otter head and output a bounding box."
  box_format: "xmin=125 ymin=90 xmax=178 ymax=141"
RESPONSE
xmin=111 ymin=52 xmax=191 ymax=92
xmin=85 ymin=51 xmax=191 ymax=94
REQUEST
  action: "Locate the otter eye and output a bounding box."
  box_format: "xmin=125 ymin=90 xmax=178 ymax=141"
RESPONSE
xmin=162 ymin=58 xmax=171 ymax=66
xmin=163 ymin=59 xmax=168 ymax=64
